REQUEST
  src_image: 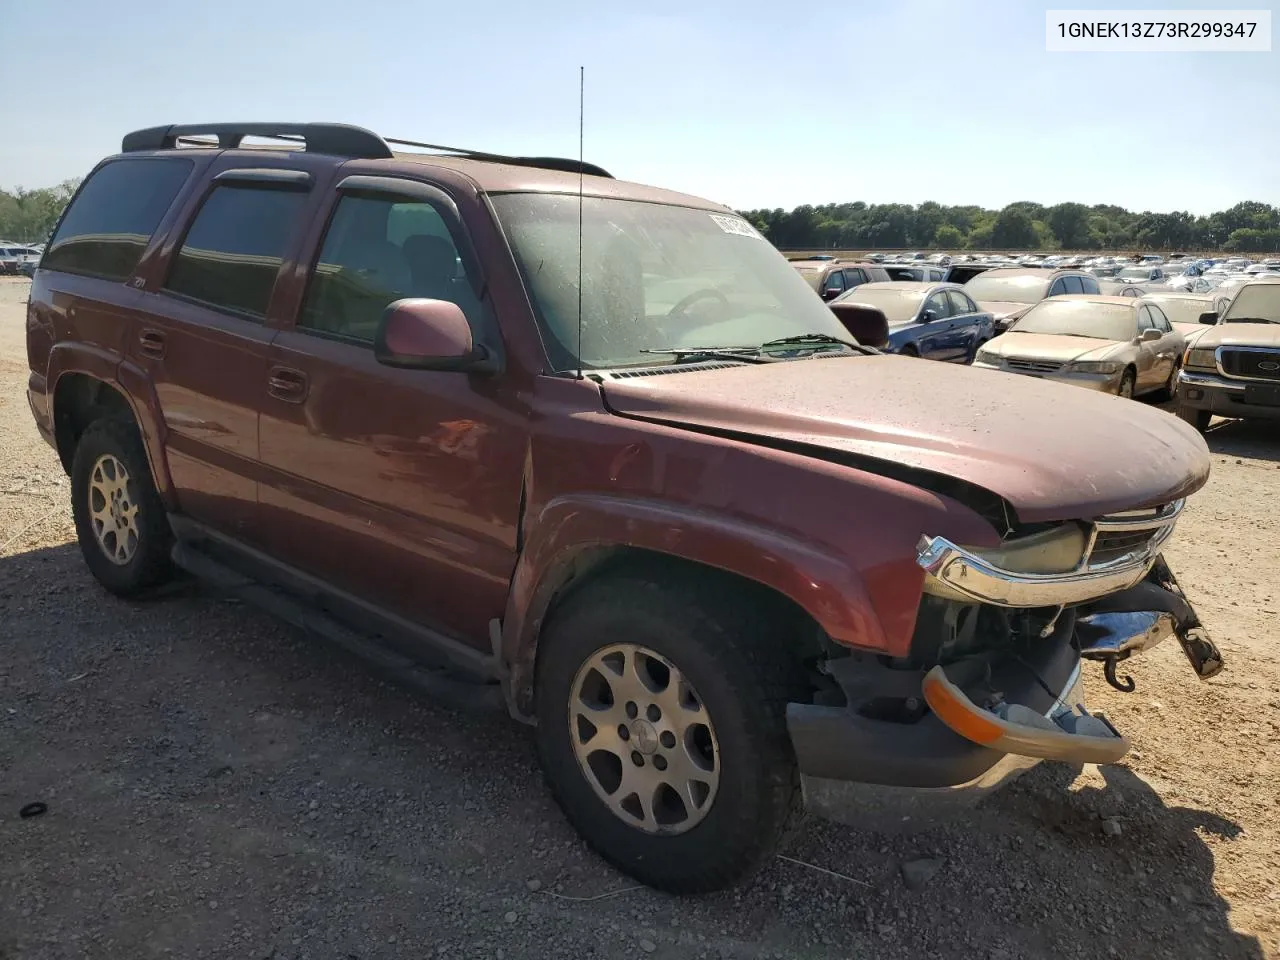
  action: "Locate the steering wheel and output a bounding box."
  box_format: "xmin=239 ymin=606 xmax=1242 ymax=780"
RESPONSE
xmin=668 ymin=287 xmax=730 ymax=318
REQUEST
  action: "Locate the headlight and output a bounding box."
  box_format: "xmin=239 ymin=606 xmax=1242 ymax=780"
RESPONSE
xmin=921 ymin=523 xmax=1088 ymax=601
xmin=974 ymin=350 xmax=999 ymax=365
xmin=1064 ymin=361 xmax=1120 ymax=375
xmin=1185 ymin=347 xmax=1216 ymax=370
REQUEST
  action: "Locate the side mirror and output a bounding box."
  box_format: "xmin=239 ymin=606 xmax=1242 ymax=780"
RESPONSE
xmin=1140 ymin=327 xmax=1162 ymax=343
xmin=828 ymin=302 xmax=889 ymax=348
xmin=1199 ymin=311 xmax=1218 ymax=325
xmin=919 ymin=309 xmax=937 ymax=323
xmin=822 ymin=286 xmax=843 ymax=301
xmin=374 ymin=298 xmax=497 ymax=373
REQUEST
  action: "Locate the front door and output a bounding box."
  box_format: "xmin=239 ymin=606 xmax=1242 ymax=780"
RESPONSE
xmin=137 ymin=171 xmax=314 ymax=542
xmin=258 ymin=179 xmax=526 ymax=649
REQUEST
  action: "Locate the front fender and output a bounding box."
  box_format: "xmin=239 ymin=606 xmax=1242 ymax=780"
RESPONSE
xmin=500 ymin=493 xmax=886 ymax=715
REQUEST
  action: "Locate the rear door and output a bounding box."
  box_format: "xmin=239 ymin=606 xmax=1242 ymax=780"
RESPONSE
xmin=946 ymin=289 xmax=987 ymax=359
xmin=1144 ymin=303 xmax=1180 ymax=385
xmin=134 ymin=162 xmax=318 ymax=541
xmin=257 ymin=174 xmax=525 ymax=649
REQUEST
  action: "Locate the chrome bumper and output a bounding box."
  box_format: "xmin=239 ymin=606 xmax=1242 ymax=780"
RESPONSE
xmin=917 ymin=504 xmax=1180 ymax=609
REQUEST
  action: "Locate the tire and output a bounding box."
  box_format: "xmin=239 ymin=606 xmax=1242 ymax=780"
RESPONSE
xmin=1176 ymin=405 xmax=1211 ymax=432
xmin=1117 ymin=369 xmax=1136 ymax=399
xmin=534 ymin=570 xmax=811 ymax=894
xmin=1154 ymin=362 xmax=1181 ymax=403
xmin=70 ymin=416 xmax=174 ymax=596
xmin=899 ymin=345 xmax=920 ymax=358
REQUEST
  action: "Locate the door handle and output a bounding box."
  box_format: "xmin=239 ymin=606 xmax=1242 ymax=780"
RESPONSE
xmin=267 ymin=366 xmax=309 ymax=402
xmin=139 ymin=329 xmax=166 ymax=358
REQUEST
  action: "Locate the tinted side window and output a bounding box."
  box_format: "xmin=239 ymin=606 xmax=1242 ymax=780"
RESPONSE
xmin=843 ymin=268 xmax=867 ymax=288
xmin=946 ymin=290 xmax=974 ymax=315
xmin=1079 ymin=275 xmax=1100 ymax=294
xmin=1136 ymin=307 xmax=1154 ymax=331
xmin=42 ymin=158 xmax=193 ymax=281
xmin=1047 ymin=278 xmax=1067 ymax=297
xmin=822 ymin=270 xmax=846 ymax=295
xmin=1062 ymin=276 xmax=1084 ymax=294
xmin=924 ymin=291 xmax=951 ymax=318
xmin=1148 ymin=305 xmax=1172 ymax=332
xmin=300 ymin=193 xmax=479 ymax=343
xmin=164 ymin=184 xmax=308 ymax=319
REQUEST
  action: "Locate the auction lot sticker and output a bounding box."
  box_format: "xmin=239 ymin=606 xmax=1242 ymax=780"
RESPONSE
xmin=1046 ymin=9 xmax=1272 ymax=51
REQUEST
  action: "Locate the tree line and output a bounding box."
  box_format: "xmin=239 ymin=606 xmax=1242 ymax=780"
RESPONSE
xmin=0 ymin=181 xmax=81 ymax=243
xmin=737 ymin=200 xmax=1280 ymax=253
xmin=5 ymin=180 xmax=1279 ymax=255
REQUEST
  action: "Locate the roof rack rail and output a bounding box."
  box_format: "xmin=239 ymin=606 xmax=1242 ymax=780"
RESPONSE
xmin=384 ymin=137 xmax=613 ymax=179
xmin=121 ymin=123 xmax=393 ymax=159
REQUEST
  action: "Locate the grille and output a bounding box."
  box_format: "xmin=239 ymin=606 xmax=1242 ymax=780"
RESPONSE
xmin=1006 ymin=358 xmax=1062 ymax=374
xmin=1085 ymin=502 xmax=1182 ymax=568
xmin=1219 ymin=348 xmax=1280 ymax=381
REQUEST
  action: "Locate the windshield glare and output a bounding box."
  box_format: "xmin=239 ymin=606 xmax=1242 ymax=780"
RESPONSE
xmin=963 ymin=274 xmax=1049 ymax=304
xmin=833 ymin=286 xmax=923 ymax=323
xmin=1013 ymin=299 xmax=1137 ymax=340
xmin=1222 ymin=283 xmax=1280 ymax=323
xmin=491 ymin=194 xmax=851 ymax=370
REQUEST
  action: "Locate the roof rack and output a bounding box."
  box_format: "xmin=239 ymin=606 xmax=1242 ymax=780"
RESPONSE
xmin=122 ymin=123 xmax=394 ymax=159
xmin=384 ymin=137 xmax=612 ymax=179
xmin=120 ymin=123 xmax=614 ymax=178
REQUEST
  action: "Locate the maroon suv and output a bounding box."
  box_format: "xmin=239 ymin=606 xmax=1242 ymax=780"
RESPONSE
xmin=26 ymin=122 xmax=1223 ymax=893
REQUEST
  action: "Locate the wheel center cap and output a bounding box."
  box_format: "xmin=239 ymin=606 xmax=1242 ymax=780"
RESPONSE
xmin=630 ymin=720 xmax=659 ymax=755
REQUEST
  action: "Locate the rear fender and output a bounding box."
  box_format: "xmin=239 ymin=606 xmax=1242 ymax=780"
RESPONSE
xmin=47 ymin=346 xmax=175 ymax=508
xmin=500 ymin=493 xmax=884 ymax=716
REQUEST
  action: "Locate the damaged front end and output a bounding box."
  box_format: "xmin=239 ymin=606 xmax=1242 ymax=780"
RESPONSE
xmin=786 ymin=499 xmax=1224 ymax=821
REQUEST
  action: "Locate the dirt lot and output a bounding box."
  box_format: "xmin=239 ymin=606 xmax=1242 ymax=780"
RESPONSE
xmin=1 ymin=275 xmax=1277 ymax=960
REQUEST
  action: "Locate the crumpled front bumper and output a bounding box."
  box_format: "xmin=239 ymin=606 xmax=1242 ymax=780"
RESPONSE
xmin=786 ymin=556 xmax=1223 ymax=822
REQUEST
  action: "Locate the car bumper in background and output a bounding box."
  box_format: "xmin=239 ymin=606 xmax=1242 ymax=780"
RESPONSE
xmin=970 ymin=361 xmax=1119 ymax=393
xmin=1178 ymin=370 xmax=1280 ymax=421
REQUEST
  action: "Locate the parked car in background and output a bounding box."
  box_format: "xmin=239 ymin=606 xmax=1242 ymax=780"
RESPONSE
xmin=1141 ymin=292 xmax=1232 ymax=348
xmin=1116 ymin=265 xmax=1166 ymax=284
xmin=963 ymin=268 xmax=1101 ymax=334
xmin=883 ymin=263 xmax=947 ymax=282
xmin=1098 ymin=279 xmax=1148 ymax=298
xmin=973 ymin=295 xmax=1185 ymax=399
xmin=1 ymin=245 xmax=42 ymax=275
xmin=1177 ymin=279 xmax=1280 ymax=431
xmin=790 ymin=258 xmax=891 ymax=301
xmin=943 ymin=261 xmax=1002 ymax=285
xmin=830 ymin=281 xmax=993 ymax=361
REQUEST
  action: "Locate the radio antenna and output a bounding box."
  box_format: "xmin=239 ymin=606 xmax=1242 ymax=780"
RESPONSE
xmin=576 ymin=65 xmax=585 ymax=380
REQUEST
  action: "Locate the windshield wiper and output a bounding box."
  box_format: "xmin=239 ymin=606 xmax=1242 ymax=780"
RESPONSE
xmin=638 ymin=347 xmax=776 ymax=364
xmin=759 ymin=333 xmax=877 ymax=355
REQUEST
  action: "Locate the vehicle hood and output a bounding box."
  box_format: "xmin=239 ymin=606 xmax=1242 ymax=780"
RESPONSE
xmin=974 ymin=300 xmax=1032 ymax=322
xmin=1194 ymin=322 xmax=1280 ymax=349
xmin=980 ymin=332 xmax=1124 ymax=363
xmin=597 ymin=356 xmax=1209 ymax=524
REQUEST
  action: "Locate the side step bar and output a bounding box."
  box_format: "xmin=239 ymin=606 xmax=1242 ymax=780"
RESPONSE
xmin=171 ymin=542 xmax=504 ymax=714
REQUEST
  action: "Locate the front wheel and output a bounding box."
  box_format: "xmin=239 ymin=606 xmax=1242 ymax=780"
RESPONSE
xmin=1117 ymin=369 xmax=1136 ymax=399
xmin=534 ymin=571 xmax=810 ymax=893
xmin=1176 ymin=405 xmax=1211 ymax=432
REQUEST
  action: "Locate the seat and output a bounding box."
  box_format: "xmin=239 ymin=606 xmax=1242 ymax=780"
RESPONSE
xmin=402 ymin=234 xmax=459 ymax=301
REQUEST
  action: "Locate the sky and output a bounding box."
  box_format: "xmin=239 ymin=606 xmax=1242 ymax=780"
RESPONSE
xmin=1 ymin=0 xmax=1277 ymax=214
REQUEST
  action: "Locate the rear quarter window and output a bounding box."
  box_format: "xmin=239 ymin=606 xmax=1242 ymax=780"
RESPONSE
xmin=42 ymin=157 xmax=193 ymax=281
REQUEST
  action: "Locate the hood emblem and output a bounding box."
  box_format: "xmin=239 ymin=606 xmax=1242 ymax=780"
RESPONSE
xmin=1257 ymin=360 xmax=1280 ymax=371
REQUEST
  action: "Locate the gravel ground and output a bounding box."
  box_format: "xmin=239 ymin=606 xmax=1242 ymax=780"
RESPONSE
xmin=1 ymin=276 xmax=1276 ymax=960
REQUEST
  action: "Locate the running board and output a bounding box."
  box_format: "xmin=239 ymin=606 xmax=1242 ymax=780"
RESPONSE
xmin=171 ymin=542 xmax=504 ymax=714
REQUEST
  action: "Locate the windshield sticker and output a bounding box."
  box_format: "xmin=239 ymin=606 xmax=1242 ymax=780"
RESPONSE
xmin=709 ymin=214 xmax=762 ymax=239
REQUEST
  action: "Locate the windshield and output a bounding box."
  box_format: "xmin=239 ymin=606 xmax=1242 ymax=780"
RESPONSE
xmin=791 ymin=264 xmax=824 ymax=291
xmin=1221 ymin=283 xmax=1280 ymax=324
xmin=1013 ymin=299 xmax=1137 ymax=340
xmin=1118 ymin=267 xmax=1153 ymax=279
xmin=1143 ymin=297 xmax=1214 ymax=325
xmin=834 ymin=286 xmax=924 ymax=323
xmin=490 ymin=194 xmax=851 ymax=370
xmin=964 ymin=274 xmax=1049 ymax=304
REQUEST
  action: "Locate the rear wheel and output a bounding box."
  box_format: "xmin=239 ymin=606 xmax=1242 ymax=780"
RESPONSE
xmin=70 ymin=417 xmax=174 ymax=596
xmin=1176 ymin=405 xmax=1211 ymax=432
xmin=534 ymin=571 xmax=810 ymax=893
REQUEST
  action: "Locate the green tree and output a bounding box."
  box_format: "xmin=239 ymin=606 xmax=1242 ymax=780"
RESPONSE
xmin=934 ymin=224 xmax=965 ymax=248
xmin=1047 ymin=202 xmax=1091 ymax=248
xmin=992 ymin=207 xmax=1038 ymax=249
xmin=0 ymin=179 xmax=80 ymax=242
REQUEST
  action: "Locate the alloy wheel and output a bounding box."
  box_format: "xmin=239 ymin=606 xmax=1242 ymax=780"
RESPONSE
xmin=568 ymin=643 xmax=720 ymax=834
xmin=88 ymin=454 xmax=139 ymax=565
